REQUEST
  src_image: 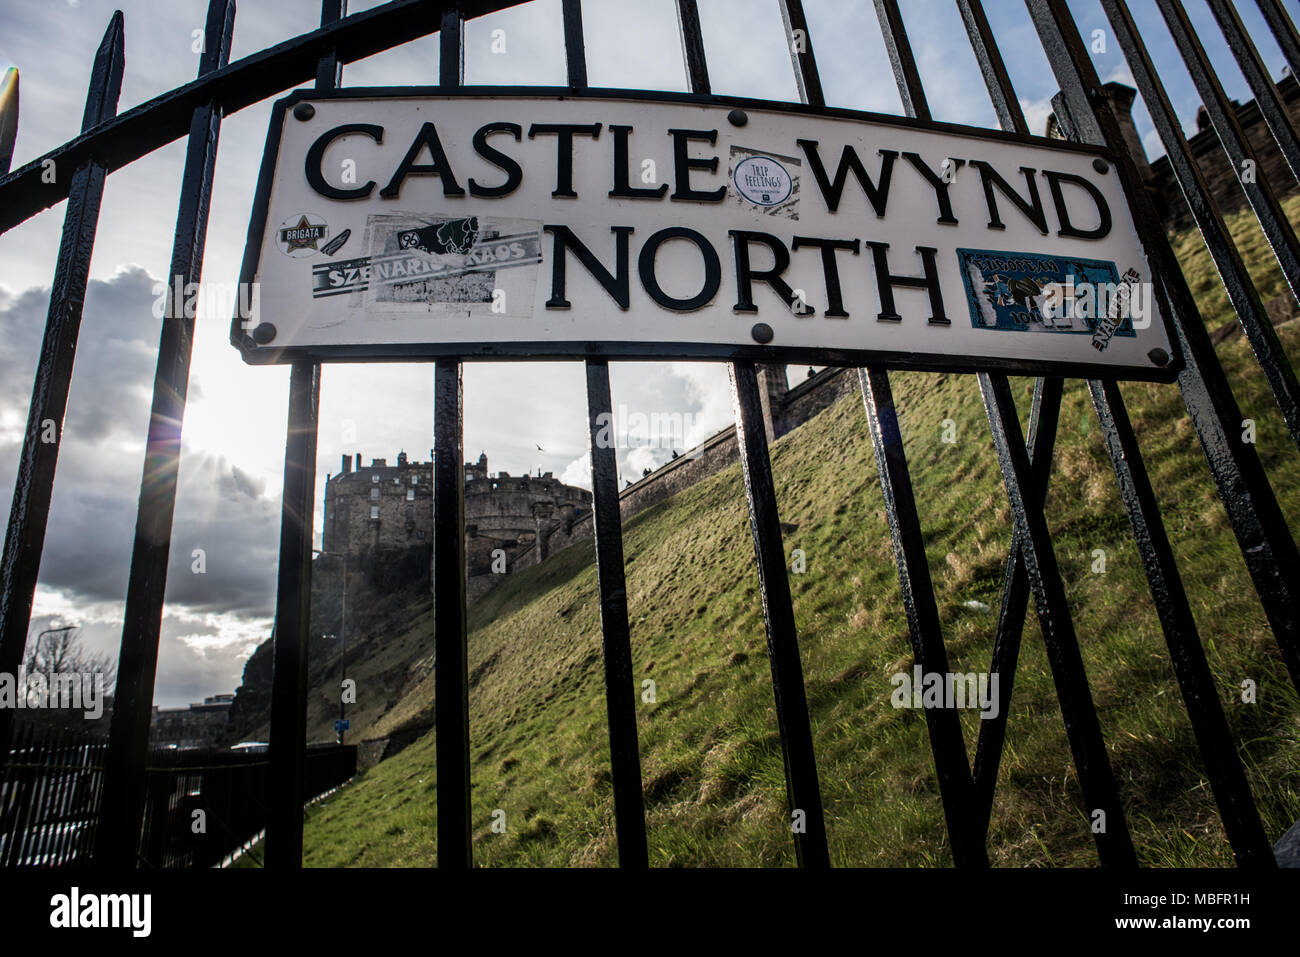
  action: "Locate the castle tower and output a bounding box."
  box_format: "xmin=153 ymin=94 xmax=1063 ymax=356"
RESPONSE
xmin=531 ymin=500 xmax=554 ymax=561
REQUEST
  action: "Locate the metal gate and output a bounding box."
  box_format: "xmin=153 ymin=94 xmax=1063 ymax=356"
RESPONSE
xmin=0 ymin=0 xmax=1298 ymax=869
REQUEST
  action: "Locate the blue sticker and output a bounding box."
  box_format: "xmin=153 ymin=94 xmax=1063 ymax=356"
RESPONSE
xmin=957 ymin=248 xmax=1140 ymax=350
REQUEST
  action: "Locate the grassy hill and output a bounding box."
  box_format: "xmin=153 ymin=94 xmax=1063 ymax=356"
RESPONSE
xmin=281 ymin=198 xmax=1300 ymax=868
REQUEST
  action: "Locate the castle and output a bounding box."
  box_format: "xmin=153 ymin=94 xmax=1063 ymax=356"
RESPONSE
xmin=322 ymin=450 xmax=592 ymax=602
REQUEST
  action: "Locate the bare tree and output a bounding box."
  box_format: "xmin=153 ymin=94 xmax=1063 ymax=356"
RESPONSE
xmin=23 ymin=626 xmax=116 ymax=686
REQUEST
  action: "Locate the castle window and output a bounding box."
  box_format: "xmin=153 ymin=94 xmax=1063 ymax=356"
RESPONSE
xmin=411 ymin=475 xmax=418 ymax=485
xmin=370 ymin=487 xmax=380 ymax=500
xmin=406 ymin=488 xmax=415 ymax=501
xmin=370 ymin=505 xmax=379 ymax=520
xmin=371 ymin=474 xmax=379 ymax=484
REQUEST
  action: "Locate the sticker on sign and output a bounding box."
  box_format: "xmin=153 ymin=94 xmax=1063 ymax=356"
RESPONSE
xmin=231 ymin=90 xmax=1178 ymax=379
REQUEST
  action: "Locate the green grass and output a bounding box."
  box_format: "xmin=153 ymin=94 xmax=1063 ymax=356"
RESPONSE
xmin=289 ymin=197 xmax=1300 ymax=868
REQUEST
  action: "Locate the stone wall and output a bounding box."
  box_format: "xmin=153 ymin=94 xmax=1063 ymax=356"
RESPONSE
xmin=784 ymin=367 xmax=859 ymax=427
xmin=323 ymin=453 xmax=433 ymax=555
xmin=1060 ymin=76 xmax=1300 ymax=234
xmin=1146 ymin=74 xmax=1300 ymax=231
xmin=323 ymin=451 xmax=590 ymax=603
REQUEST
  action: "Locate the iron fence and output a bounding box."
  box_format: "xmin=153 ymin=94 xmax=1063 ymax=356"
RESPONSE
xmin=0 ymin=0 xmax=1296 ymax=870
xmin=0 ymin=724 xmax=355 ymax=868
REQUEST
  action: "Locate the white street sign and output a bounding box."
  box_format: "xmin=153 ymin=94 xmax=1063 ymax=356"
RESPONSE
xmin=233 ymin=92 xmax=1178 ymax=379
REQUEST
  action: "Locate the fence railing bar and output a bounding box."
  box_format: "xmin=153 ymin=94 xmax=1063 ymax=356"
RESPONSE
xmin=566 ymin=0 xmax=649 ymax=868
xmin=1027 ymin=0 xmax=1300 ymax=697
xmin=978 ymin=372 xmax=1138 ymax=866
xmin=62 ymin=738 xmax=91 ymax=863
xmin=873 ymin=0 xmax=930 ymax=120
xmin=674 ymin=0 xmax=711 ymax=95
xmin=584 ymin=360 xmax=649 ymax=867
xmin=37 ymin=730 xmax=67 ymax=866
xmin=433 ymin=6 xmax=472 ymax=870
xmin=859 ymin=369 xmax=989 ymax=867
xmin=675 ymin=0 xmax=827 ymax=868
xmin=48 ymin=731 xmax=80 ymax=866
xmin=1 ymin=726 xmax=20 ymax=865
xmin=730 ymin=362 xmax=830 ymax=867
xmin=777 ymin=0 xmax=825 ymax=108
xmin=872 ymin=0 xmax=999 ymax=868
xmin=96 ymin=0 xmax=236 ymax=871
xmin=5 ymin=725 xmax=38 ymax=866
xmin=440 ymin=5 xmax=464 ymax=87
xmin=971 ymin=377 xmax=1062 ymax=837
xmin=264 ymin=360 xmax=320 ymax=871
xmin=1136 ymin=0 xmax=1300 ymax=448
xmin=0 ymin=12 xmax=124 ymax=781
xmin=47 ymin=734 xmax=76 ymax=866
xmin=7 ymin=724 xmax=36 ymax=866
xmin=561 ymin=0 xmax=587 ymax=89
xmin=433 ymin=359 xmax=471 ymax=868
xmin=1203 ymin=0 xmax=1300 ymax=187
xmin=0 ymin=0 xmax=530 ymax=236
xmin=958 ymin=0 xmax=1061 ymax=842
xmin=1255 ymin=0 xmax=1300 ymax=79
xmin=68 ymin=738 xmax=98 ymax=863
xmin=1086 ymin=378 xmax=1274 ymax=866
xmin=263 ymin=0 xmax=347 ymax=873
xmin=18 ymin=727 xmax=58 ymax=866
xmin=78 ymin=738 xmax=108 ymax=865
xmin=883 ymin=0 xmax=1034 ymax=868
xmin=957 ymin=0 xmax=1030 ymax=135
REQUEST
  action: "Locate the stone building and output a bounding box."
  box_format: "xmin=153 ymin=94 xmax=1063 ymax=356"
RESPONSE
xmin=1051 ymin=75 xmax=1300 ymax=234
xmin=150 ymin=693 xmax=234 ymax=749
xmin=323 ymin=450 xmax=435 ymax=553
xmin=322 ymin=450 xmax=591 ymax=602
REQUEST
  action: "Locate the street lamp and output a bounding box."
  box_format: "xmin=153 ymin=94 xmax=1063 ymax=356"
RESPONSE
xmin=312 ymin=548 xmax=348 ymax=744
xmin=29 ymin=624 xmax=77 ymax=669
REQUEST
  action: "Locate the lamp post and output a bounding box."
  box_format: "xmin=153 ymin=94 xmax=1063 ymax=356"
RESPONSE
xmin=312 ymin=548 xmax=347 ymax=744
xmin=29 ymin=624 xmax=77 ymax=669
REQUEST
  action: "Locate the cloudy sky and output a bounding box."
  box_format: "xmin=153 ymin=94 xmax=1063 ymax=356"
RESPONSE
xmin=0 ymin=0 xmax=1293 ymax=706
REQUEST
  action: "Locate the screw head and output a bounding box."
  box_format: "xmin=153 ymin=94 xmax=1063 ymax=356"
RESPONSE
xmin=1092 ymin=157 xmax=1109 ymax=174
xmin=727 ymin=109 xmax=749 ymax=127
xmin=750 ymin=322 xmax=774 ymax=344
xmin=293 ymin=102 xmax=316 ymax=121
xmin=1147 ymin=347 xmax=1170 ymax=366
xmin=252 ymin=322 xmax=277 ymax=345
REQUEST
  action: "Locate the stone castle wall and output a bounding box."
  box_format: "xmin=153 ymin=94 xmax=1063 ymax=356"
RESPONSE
xmin=323 ymin=451 xmax=591 ymax=602
xmin=1143 ymin=74 xmax=1300 ymax=233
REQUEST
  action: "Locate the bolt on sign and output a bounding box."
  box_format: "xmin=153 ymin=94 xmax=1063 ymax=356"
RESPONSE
xmin=232 ymin=91 xmax=1179 ymax=379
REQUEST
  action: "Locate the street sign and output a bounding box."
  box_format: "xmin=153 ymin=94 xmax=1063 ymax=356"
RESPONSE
xmin=233 ymin=90 xmax=1178 ymax=380
xmin=334 ymin=719 xmax=350 ymax=733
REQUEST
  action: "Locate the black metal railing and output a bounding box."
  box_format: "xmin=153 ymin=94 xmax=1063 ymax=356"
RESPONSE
xmin=0 ymin=724 xmax=108 ymax=867
xmin=0 ymin=0 xmax=1296 ymax=870
xmin=138 ymin=743 xmax=356 ymax=869
xmin=1 ymin=726 xmax=354 ymax=867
